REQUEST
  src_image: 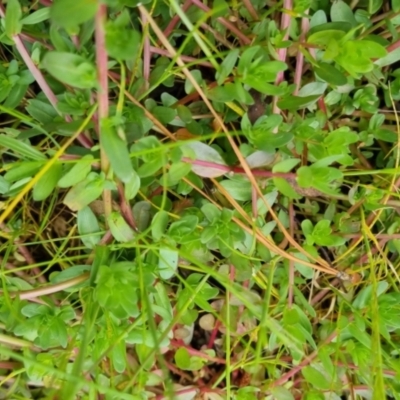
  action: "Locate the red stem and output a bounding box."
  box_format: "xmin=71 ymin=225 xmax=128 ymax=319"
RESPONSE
xmin=294 ymin=12 xmax=309 ymax=95
xmin=182 ymin=157 xmax=295 ymax=179
xmin=162 ymin=0 xmax=193 ymax=39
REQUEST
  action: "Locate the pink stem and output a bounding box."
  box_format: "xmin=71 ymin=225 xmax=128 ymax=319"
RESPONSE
xmin=117 ymin=182 xmax=137 ymax=231
xmin=13 ymin=35 xmax=59 ymax=111
xmin=272 ymin=0 xmax=293 ymax=114
xmin=182 ymin=157 xmax=295 ymax=178
xmin=163 ymin=0 xmax=193 ymax=39
xmin=294 ymin=12 xmax=309 ymax=95
xmin=274 ymin=0 xmax=292 ymax=85
xmin=140 ymin=8 xmax=151 ymax=86
xmin=386 ymin=38 xmax=400 ymax=53
xmin=242 ymin=0 xmax=259 ymax=20
xmin=95 ymin=5 xmax=109 ymax=121
xmin=207 ymin=319 xmax=221 ymax=349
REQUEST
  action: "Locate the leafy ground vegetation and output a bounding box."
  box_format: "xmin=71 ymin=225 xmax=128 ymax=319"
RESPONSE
xmin=1 ymin=0 xmax=400 ymax=398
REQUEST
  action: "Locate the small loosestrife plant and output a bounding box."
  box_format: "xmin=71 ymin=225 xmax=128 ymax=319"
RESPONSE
xmin=0 ymin=0 xmax=399 ymax=398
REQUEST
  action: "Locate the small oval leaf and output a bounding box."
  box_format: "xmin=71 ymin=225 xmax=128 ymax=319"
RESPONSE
xmin=33 ymin=163 xmax=62 ymax=201
xmin=77 ymin=206 xmax=102 ymax=249
xmin=101 ymin=121 xmax=134 ymax=183
xmin=42 ymin=52 xmax=97 ymax=89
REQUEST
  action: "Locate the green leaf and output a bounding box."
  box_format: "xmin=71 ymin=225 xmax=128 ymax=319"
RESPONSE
xmin=50 ymin=265 xmax=90 ymax=292
xmin=77 ymin=206 xmax=102 ymax=249
xmin=302 ymin=366 xmax=331 ymax=390
xmin=347 ymin=320 xmax=371 ymax=348
xmin=50 ymin=0 xmax=98 ymax=29
xmin=42 ymin=52 xmax=97 ymax=89
xmin=237 ymin=45 xmax=262 ymax=75
xmin=298 ymin=82 xmax=327 ymax=97
xmin=175 ymin=347 xmax=191 ymax=369
xmin=21 ymin=8 xmax=50 ymax=25
xmin=165 ymin=162 xmax=192 ymax=186
xmin=0 ymin=176 xmax=10 ymax=195
xmin=273 ymin=177 xmax=302 ymax=200
xmin=201 ymin=203 xmax=221 ymax=224
xmin=5 ymin=0 xmax=22 ymax=37
xmin=0 ymin=135 xmax=46 ymax=161
xmin=58 ymin=155 xmax=93 ymax=188
xmin=330 ymin=0 xmax=357 ymax=27
xmin=132 ymin=201 xmax=151 ymax=232
xmin=252 ymin=131 xmax=293 ymax=152
xmin=375 ymin=46 xmax=400 ymax=67
xmin=111 ymin=341 xmax=126 ymax=373
xmin=105 ymin=23 xmax=142 ymax=60
xmin=315 ymin=63 xmax=347 ymax=86
xmin=158 ymin=248 xmax=178 ymax=280
xmin=359 ymin=40 xmax=387 ymax=59
xmin=101 ymin=121 xmax=134 ymax=183
xmin=272 ymin=158 xmax=300 ymax=173
xmin=124 ymin=170 xmax=140 ymax=200
xmin=368 ymin=0 xmax=383 ymax=13
xmin=137 ymin=155 xmax=165 ymax=178
xmin=184 ymin=70 xmax=203 ymax=94
xmin=220 ymin=177 xmax=252 ymax=201
xmin=293 ymin=252 xmax=315 ymax=279
xmin=297 ymin=165 xmax=342 ymax=195
xmin=208 ymin=84 xmax=238 ymax=103
xmin=310 ymin=219 xmax=346 ymax=247
xmin=323 ymin=127 xmax=358 ymax=153
xmin=269 ymin=387 xmax=294 ymax=400
xmin=374 ymin=129 xmax=397 ymax=143
xmin=369 ymin=113 xmax=384 ymax=130
xmin=246 ymin=150 xmax=275 ymax=169
xmin=352 ymin=281 xmax=388 ymax=309
xmin=4 ymin=84 xmax=28 ymax=109
xmin=310 ymin=10 xmax=327 ymax=28
xmin=26 ymin=99 xmax=58 ymax=124
xmin=4 ymin=161 xmax=39 ymax=182
xmin=307 ymin=28 xmax=346 ymax=46
xmin=242 ymin=61 xmax=287 ymax=93
xmin=151 ymin=211 xmax=169 ymax=241
xmin=108 ymin=212 xmax=135 ymax=243
xmin=94 ymin=263 xmax=139 ymax=319
xmin=63 ymin=174 xmax=104 ymax=211
xmin=168 ymin=215 xmax=198 ymax=240
xmin=278 ymin=95 xmax=320 ymax=110
xmin=216 ymin=49 xmax=239 ymax=85
xmin=33 ymin=163 xmax=62 ymax=201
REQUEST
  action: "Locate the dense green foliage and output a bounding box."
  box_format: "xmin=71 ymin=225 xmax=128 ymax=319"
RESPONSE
xmin=0 ymin=0 xmax=400 ymax=399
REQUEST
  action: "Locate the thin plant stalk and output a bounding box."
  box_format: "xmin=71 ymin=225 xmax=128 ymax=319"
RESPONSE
xmin=95 ymin=4 xmax=112 ymax=220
